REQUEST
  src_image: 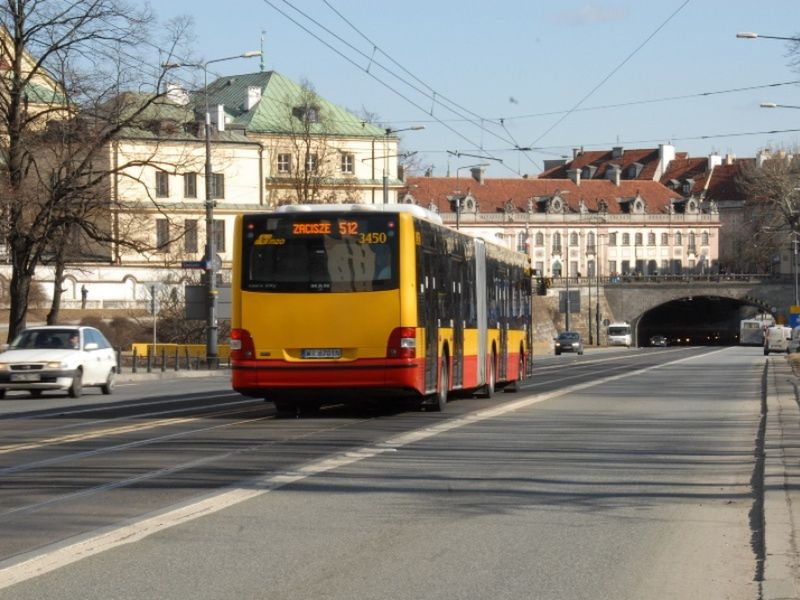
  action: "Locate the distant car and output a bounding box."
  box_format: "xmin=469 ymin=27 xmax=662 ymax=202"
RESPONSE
xmin=0 ymin=326 xmax=116 ymax=398
xmin=649 ymin=335 xmax=668 ymax=347
xmin=555 ymin=331 xmax=583 ymax=355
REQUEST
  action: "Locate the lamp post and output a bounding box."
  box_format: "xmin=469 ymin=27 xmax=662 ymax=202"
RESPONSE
xmin=794 ymin=236 xmax=799 ymax=307
xmin=164 ymin=51 xmax=261 ymax=366
xmin=586 ymin=231 xmax=595 ymax=345
xmin=759 ymin=101 xmax=800 ymax=307
xmin=383 ymin=126 xmax=424 ymax=204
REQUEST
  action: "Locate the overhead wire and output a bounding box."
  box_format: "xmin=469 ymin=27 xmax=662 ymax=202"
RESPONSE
xmin=528 ymin=0 xmax=692 ymax=148
xmin=264 ymin=0 xmax=521 ymax=175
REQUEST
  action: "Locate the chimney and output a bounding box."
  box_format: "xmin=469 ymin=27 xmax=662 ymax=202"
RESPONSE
xmin=245 ymin=86 xmax=262 ymax=111
xmin=607 ymin=165 xmax=621 ymax=186
xmin=566 ymin=168 xmax=581 ymax=185
xmin=470 ymin=166 xmax=485 ymax=184
xmin=655 ymin=143 xmax=675 ymax=180
xmin=725 ymin=152 xmax=736 ymax=165
xmin=210 ymin=104 xmax=226 ymax=132
xmin=573 ymin=147 xmax=583 ymax=159
xmin=708 ymin=153 xmax=722 ymax=169
xmin=612 ymin=146 xmax=623 ymax=159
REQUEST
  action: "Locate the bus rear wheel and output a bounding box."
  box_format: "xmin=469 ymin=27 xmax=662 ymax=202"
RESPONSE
xmin=429 ymin=356 xmax=448 ymax=412
xmin=477 ymin=353 xmax=495 ymax=398
xmin=504 ymin=352 xmax=525 ymax=393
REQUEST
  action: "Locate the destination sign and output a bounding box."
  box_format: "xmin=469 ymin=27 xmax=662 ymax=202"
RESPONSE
xmin=292 ymin=220 xmax=359 ymax=236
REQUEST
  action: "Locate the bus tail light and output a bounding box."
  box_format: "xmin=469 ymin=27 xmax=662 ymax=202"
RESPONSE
xmin=387 ymin=327 xmax=416 ymax=359
xmin=230 ymin=328 xmax=255 ymax=360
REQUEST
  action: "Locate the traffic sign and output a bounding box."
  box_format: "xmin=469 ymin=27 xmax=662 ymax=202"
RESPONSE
xmin=181 ymin=260 xmax=206 ymax=269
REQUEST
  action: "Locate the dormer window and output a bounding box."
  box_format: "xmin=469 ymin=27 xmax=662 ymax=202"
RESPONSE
xmin=293 ymin=105 xmax=320 ymax=123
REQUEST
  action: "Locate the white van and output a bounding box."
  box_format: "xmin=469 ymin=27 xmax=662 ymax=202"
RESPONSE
xmin=607 ymin=322 xmax=632 ymax=347
xmin=764 ymin=325 xmax=792 ymax=355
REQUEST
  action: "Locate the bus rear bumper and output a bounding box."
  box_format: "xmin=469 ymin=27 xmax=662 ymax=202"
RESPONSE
xmin=231 ymin=358 xmax=424 ymax=398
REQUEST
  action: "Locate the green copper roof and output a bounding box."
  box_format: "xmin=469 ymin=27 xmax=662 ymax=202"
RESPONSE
xmin=198 ymin=71 xmax=385 ymax=138
xmin=25 ymin=80 xmax=65 ymax=105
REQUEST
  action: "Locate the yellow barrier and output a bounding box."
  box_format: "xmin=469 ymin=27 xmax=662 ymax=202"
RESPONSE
xmin=130 ymin=343 xmax=231 ymax=361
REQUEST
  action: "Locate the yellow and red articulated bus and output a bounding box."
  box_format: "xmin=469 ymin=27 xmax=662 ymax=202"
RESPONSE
xmin=230 ymin=204 xmax=532 ymax=413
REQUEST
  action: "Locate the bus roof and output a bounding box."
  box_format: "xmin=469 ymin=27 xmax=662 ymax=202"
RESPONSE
xmin=273 ymin=203 xmax=443 ymax=225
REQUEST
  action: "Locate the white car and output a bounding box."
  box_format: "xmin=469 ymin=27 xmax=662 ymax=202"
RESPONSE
xmin=0 ymin=326 xmax=116 ymax=398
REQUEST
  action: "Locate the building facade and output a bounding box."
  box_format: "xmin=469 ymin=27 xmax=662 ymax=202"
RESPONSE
xmin=402 ymin=174 xmax=720 ymax=279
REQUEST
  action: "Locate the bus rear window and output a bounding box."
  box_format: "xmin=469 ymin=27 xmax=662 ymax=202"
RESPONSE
xmin=241 ymin=213 xmax=398 ymax=292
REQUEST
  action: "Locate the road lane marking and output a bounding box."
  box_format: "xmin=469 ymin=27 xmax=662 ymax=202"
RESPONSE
xmin=0 ymin=348 xmax=727 ymax=590
xmin=0 ymin=404 xmax=260 ymax=456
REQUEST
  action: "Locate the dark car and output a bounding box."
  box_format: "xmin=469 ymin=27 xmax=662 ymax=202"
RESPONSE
xmin=649 ymin=335 xmax=668 ymax=347
xmin=555 ymin=331 xmax=583 ymax=355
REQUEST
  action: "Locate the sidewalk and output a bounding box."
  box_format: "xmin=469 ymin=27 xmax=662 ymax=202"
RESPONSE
xmin=763 ymin=357 xmax=800 ymax=599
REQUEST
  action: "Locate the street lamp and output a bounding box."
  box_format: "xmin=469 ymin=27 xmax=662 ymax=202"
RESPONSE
xmin=164 ymin=51 xmax=261 ymax=366
xmin=736 ymin=32 xmax=800 ymax=42
xmin=383 ymin=126 xmax=424 ymax=204
xmin=761 ymin=102 xmax=800 ymax=110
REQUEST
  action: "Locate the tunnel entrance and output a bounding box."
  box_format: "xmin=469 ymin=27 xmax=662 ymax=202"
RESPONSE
xmin=637 ymin=296 xmax=769 ymax=346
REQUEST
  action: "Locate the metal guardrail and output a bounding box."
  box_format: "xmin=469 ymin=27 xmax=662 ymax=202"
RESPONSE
xmin=115 ymin=346 xmax=230 ymax=373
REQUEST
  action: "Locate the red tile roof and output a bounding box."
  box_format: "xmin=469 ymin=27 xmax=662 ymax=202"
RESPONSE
xmin=403 ymin=177 xmax=684 ymax=215
xmin=704 ymin=163 xmax=751 ymax=203
xmin=538 ymin=147 xmax=662 ymax=180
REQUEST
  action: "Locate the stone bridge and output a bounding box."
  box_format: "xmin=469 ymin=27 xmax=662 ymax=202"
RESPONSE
xmin=537 ymin=275 xmax=795 ymax=345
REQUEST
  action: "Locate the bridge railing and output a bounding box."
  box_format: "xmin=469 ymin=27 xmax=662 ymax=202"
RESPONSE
xmin=543 ymin=273 xmax=782 ymax=287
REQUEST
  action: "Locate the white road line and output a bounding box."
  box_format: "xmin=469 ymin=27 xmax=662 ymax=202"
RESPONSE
xmin=0 ymin=348 xmax=725 ymax=590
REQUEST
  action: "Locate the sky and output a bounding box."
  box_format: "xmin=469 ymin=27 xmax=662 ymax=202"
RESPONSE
xmin=139 ymin=0 xmax=800 ymax=178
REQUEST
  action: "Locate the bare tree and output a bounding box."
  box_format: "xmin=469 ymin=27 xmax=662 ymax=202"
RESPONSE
xmin=734 ymin=152 xmax=800 ymax=273
xmin=0 ymin=1 xmax=194 ymax=339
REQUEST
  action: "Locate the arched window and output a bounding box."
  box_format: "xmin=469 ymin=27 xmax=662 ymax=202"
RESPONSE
xmin=661 ymin=232 xmax=669 ymax=245
xmin=634 ymin=232 xmax=643 ymax=246
xmin=535 ymin=231 xmax=544 ymax=246
xmin=587 ymin=231 xmax=596 ymax=254
xmin=648 ymin=232 xmax=656 ymax=246
xmin=622 ymin=233 xmax=630 ymax=245
xmin=569 ymin=232 xmax=578 ymax=246
xmin=517 ymin=232 xmax=528 ymax=253
xmin=552 ymin=232 xmax=562 ymax=254
xmin=675 ymin=232 xmax=683 ymax=245
xmin=701 ymin=231 xmax=709 ymax=245
xmin=552 ymin=260 xmax=562 ymax=277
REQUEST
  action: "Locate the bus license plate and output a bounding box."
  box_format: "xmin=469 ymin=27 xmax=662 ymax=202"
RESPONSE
xmin=301 ymin=348 xmax=341 ymax=359
xmin=11 ymin=373 xmax=40 ymax=382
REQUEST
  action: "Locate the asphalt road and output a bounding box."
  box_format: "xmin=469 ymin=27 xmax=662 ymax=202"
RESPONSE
xmin=0 ymin=346 xmax=768 ymax=599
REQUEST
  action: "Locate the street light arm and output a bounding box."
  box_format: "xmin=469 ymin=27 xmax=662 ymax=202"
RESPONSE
xmin=761 ymin=102 xmax=800 ymax=109
xmin=736 ymin=31 xmax=800 ymax=41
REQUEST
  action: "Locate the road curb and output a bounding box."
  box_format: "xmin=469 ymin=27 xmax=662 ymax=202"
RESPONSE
xmin=114 ymin=370 xmax=228 ymax=384
xmin=763 ymin=358 xmax=800 ymax=600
